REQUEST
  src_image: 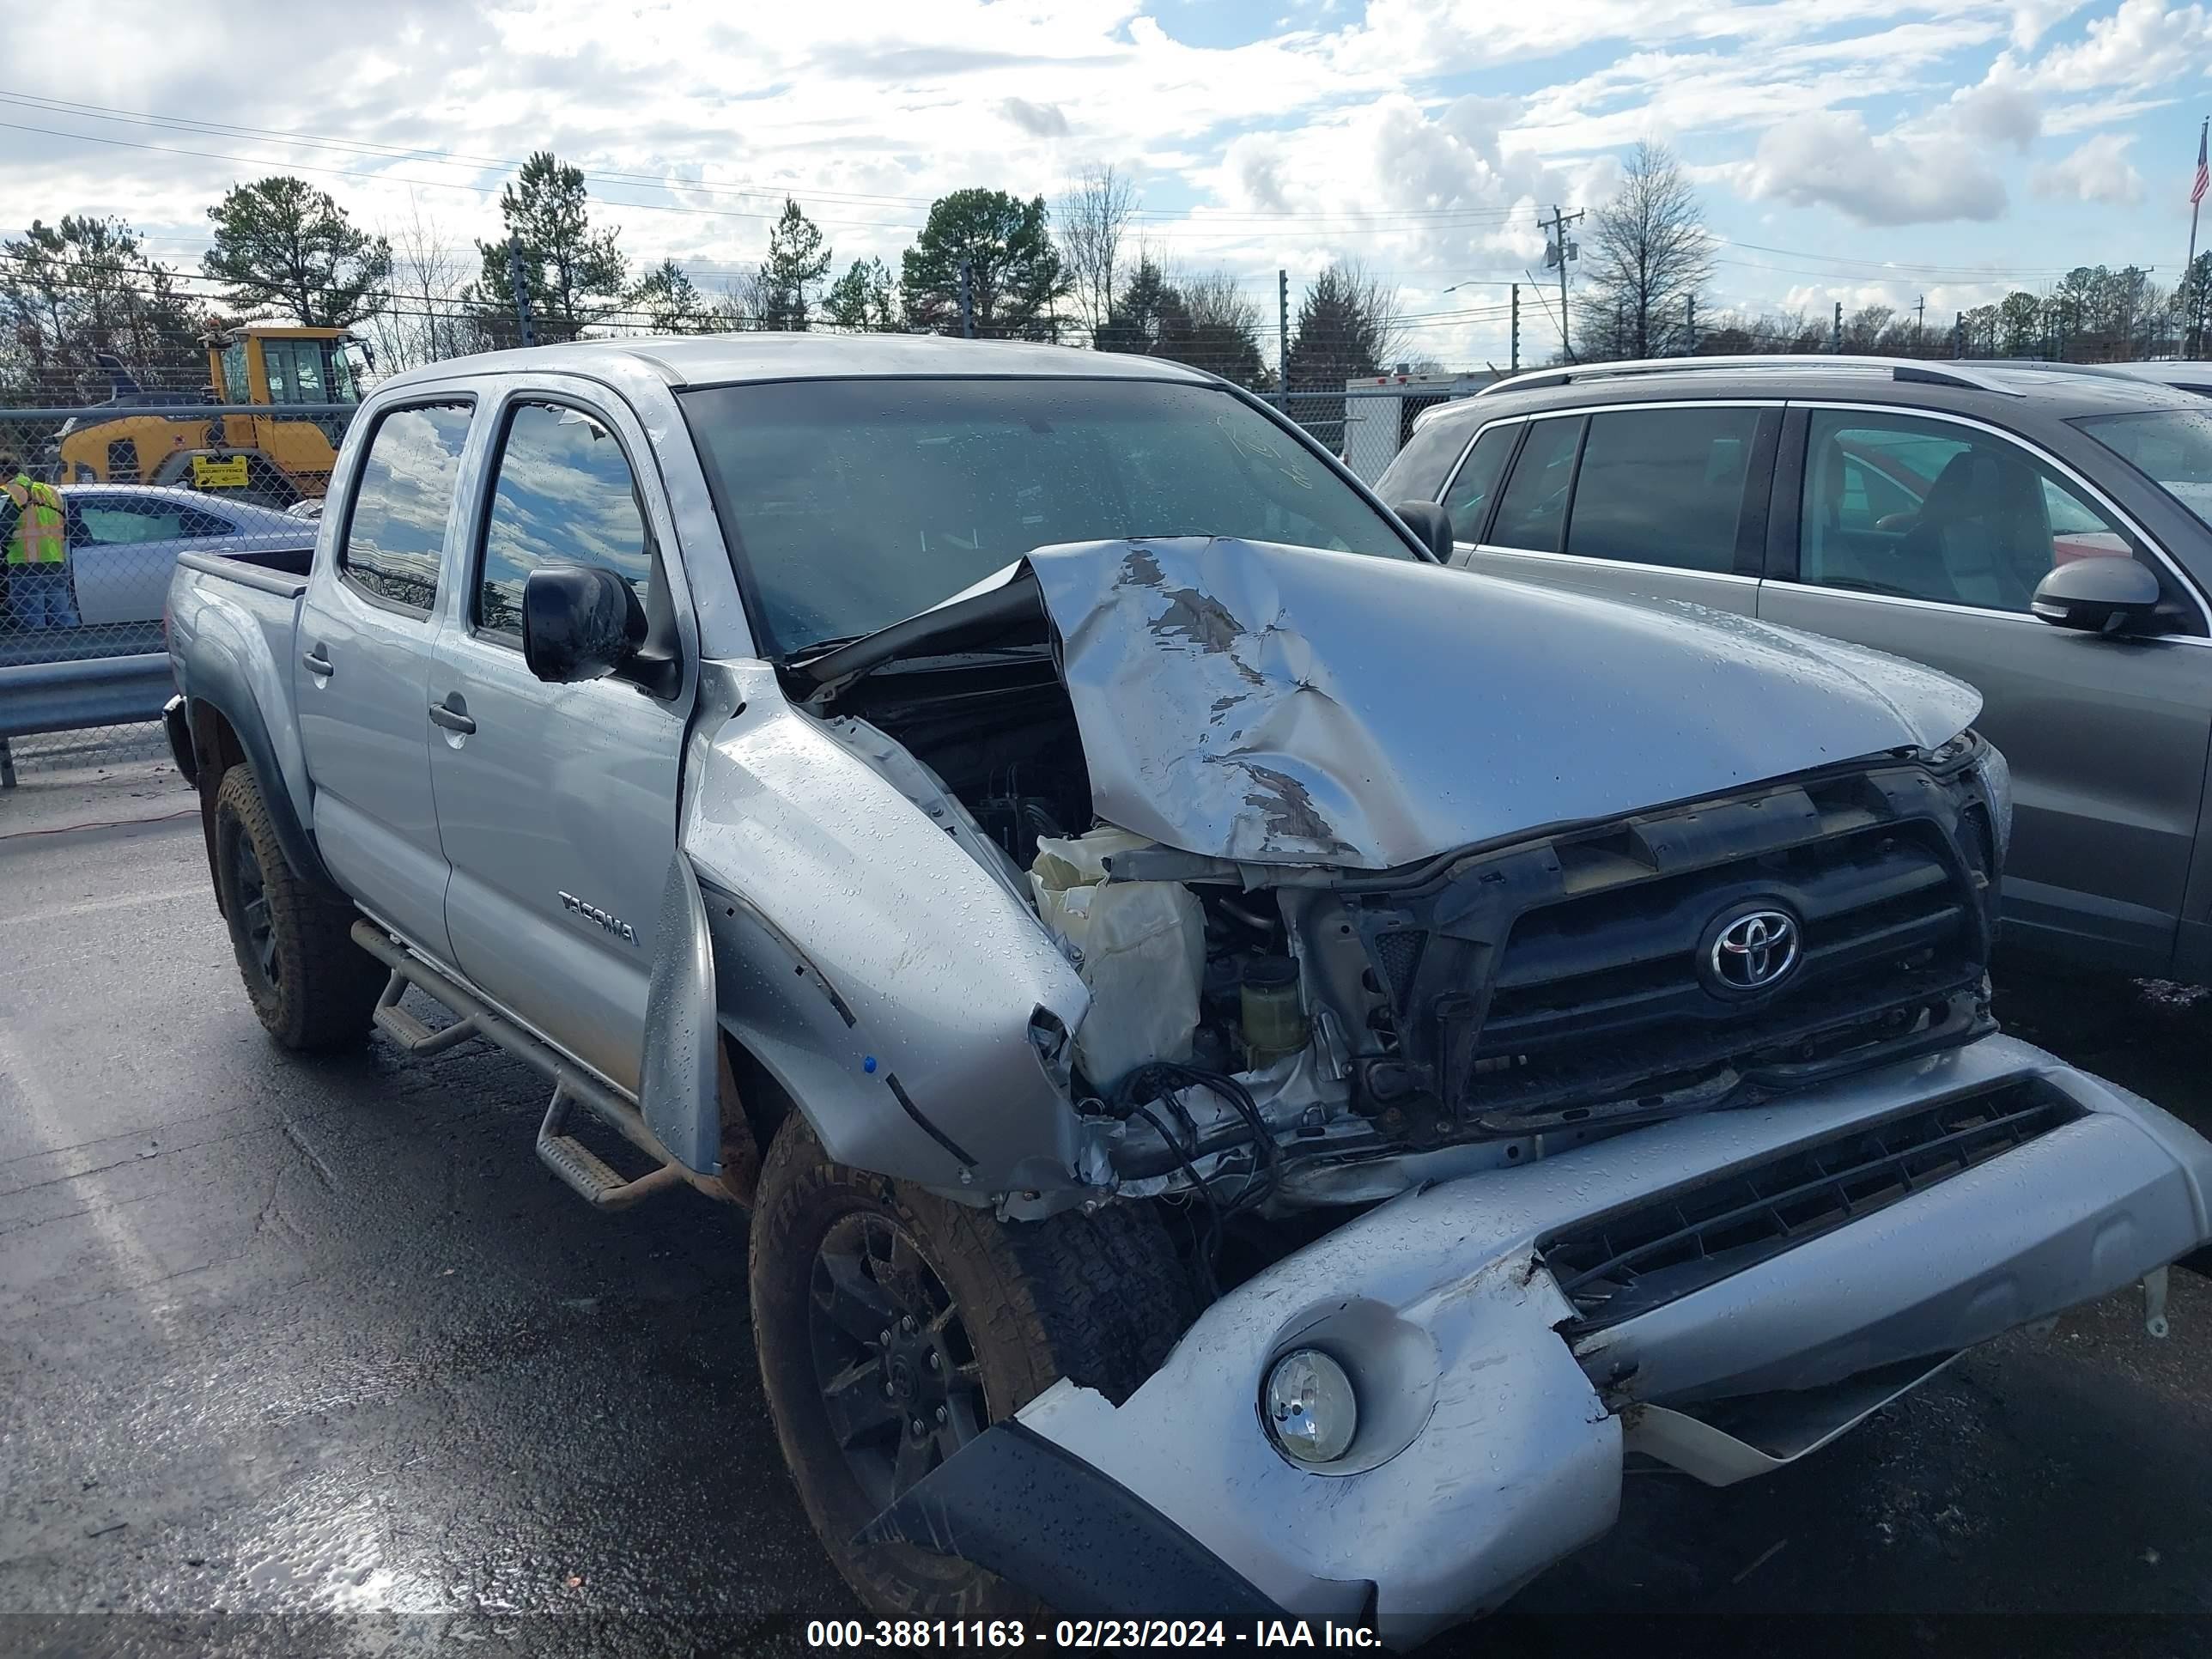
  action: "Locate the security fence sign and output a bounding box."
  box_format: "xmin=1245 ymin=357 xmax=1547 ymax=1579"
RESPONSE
xmin=190 ymin=455 xmax=252 ymax=490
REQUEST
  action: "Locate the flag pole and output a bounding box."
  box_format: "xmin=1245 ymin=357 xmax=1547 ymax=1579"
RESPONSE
xmin=2191 ymin=117 xmax=2208 ymax=357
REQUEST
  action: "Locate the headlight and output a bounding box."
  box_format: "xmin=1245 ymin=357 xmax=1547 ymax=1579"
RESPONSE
xmin=1976 ymin=743 xmax=2014 ymax=869
xmin=1263 ymin=1348 xmax=1358 ymax=1464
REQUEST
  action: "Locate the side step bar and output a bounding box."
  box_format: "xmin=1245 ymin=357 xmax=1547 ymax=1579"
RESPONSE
xmin=351 ymin=921 xmax=694 ymax=1212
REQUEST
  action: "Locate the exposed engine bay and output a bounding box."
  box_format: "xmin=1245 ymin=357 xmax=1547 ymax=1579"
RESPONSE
xmin=787 ymin=539 xmax=2012 ymax=1256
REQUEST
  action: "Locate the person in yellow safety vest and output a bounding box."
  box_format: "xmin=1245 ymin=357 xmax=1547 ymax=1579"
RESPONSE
xmin=1 ymin=455 xmax=77 ymax=631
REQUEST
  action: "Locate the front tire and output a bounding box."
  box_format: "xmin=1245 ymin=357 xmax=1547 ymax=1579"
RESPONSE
xmin=212 ymin=763 xmax=383 ymax=1052
xmin=750 ymin=1117 xmax=1191 ymax=1619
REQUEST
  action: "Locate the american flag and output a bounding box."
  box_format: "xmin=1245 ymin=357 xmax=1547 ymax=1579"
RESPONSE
xmin=2195 ymin=121 xmax=2209 ymax=208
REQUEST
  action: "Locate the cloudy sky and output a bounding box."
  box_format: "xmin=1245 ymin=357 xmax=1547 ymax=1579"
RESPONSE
xmin=3 ymin=0 xmax=2208 ymax=366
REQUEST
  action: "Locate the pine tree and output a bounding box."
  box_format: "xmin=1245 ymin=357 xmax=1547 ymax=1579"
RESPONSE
xmin=468 ymin=151 xmax=629 ymax=345
xmin=901 ymin=189 xmax=1069 ymax=340
xmin=202 ymin=177 xmax=392 ymax=328
xmin=758 ymin=199 xmax=832 ymax=330
xmin=823 ymin=257 xmax=897 ymax=331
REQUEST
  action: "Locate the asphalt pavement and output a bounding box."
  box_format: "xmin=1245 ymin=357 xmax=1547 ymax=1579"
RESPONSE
xmin=2 ymin=757 xmax=2209 ymax=1658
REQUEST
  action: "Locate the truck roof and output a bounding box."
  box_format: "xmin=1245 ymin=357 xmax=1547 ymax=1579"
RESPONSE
xmin=374 ymin=331 xmax=1221 ymax=393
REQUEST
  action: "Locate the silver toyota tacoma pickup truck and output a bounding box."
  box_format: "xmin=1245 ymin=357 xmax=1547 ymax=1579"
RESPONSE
xmin=164 ymin=334 xmax=2212 ymax=1643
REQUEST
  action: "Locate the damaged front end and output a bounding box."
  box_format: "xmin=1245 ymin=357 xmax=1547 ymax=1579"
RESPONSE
xmin=662 ymin=533 xmax=2211 ymax=1641
xmin=762 ymin=535 xmax=2010 ymax=1218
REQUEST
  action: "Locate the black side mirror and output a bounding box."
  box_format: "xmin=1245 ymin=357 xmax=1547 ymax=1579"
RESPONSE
xmin=2030 ymin=557 xmax=2161 ymax=635
xmin=522 ymin=564 xmax=646 ymax=684
xmin=1393 ymin=500 xmax=1455 ymax=560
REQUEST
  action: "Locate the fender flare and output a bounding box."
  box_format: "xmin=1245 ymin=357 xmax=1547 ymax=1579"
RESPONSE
xmin=180 ymin=651 xmax=340 ymax=899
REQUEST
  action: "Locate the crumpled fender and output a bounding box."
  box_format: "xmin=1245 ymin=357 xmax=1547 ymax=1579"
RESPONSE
xmin=647 ymin=661 xmax=1095 ymax=1198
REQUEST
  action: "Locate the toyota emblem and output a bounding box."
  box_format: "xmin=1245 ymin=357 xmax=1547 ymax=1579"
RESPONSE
xmin=1708 ymin=908 xmax=1800 ymax=993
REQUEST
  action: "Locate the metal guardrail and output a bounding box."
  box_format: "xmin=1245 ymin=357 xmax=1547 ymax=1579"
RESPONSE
xmin=0 ymin=652 xmax=176 ymax=741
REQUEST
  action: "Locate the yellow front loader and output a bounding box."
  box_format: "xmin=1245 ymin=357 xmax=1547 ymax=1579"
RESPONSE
xmin=50 ymin=325 xmax=368 ymax=507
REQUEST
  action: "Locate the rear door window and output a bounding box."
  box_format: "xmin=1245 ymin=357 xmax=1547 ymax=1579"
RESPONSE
xmin=72 ymin=501 xmax=187 ymax=544
xmin=1799 ymin=410 xmax=2166 ymax=616
xmin=1486 ymin=416 xmax=1583 ymax=552
xmin=1441 ymin=424 xmax=1519 ymax=543
xmin=1565 ymin=407 xmax=1759 ymax=573
xmin=339 ymin=401 xmax=472 ymax=615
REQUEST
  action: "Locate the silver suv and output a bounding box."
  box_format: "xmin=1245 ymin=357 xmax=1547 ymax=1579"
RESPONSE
xmin=1377 ymin=356 xmax=2212 ymax=981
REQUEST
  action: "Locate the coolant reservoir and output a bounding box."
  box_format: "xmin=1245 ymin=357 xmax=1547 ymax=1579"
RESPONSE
xmin=1029 ymin=827 xmax=1206 ymax=1090
xmin=1240 ymin=956 xmax=1308 ymax=1070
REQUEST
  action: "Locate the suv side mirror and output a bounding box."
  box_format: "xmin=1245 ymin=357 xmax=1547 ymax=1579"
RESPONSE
xmin=522 ymin=564 xmax=647 ymax=683
xmin=1394 ymin=500 xmax=1455 ymax=561
xmin=2030 ymin=557 xmax=2161 ymax=635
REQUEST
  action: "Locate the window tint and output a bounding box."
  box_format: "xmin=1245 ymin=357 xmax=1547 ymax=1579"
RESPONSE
xmin=1442 ymin=424 xmax=1518 ymax=542
xmin=1801 ymin=410 xmax=2148 ymax=614
xmin=1377 ymin=413 xmax=1476 ymax=501
xmin=73 ymin=501 xmax=186 ymax=544
xmin=1565 ymin=407 xmax=1758 ymax=573
xmin=682 ymin=378 xmax=1413 ymax=655
xmin=1488 ymin=416 xmax=1583 ymax=552
xmin=477 ymin=403 xmax=651 ymax=640
xmin=341 ymin=401 xmax=471 ymax=613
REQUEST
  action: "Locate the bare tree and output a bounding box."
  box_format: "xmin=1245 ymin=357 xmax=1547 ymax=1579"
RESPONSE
xmin=1058 ymin=163 xmax=1138 ymax=343
xmin=371 ymin=200 xmax=471 ymax=372
xmin=1574 ymin=141 xmax=1714 ymax=360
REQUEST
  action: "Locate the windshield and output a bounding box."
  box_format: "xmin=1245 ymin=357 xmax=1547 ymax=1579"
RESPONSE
xmin=259 ymin=337 xmax=360 ymax=406
xmin=2075 ymin=407 xmax=2212 ymax=532
xmin=681 ymin=376 xmax=1416 ymax=656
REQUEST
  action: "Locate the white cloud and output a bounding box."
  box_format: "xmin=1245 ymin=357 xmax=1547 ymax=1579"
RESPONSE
xmin=1738 ymin=110 xmax=2010 ymax=224
xmin=2008 ymin=0 xmax=2212 ymax=90
xmin=2008 ymin=0 xmax=2088 ymax=46
xmin=1943 ymin=80 xmax=2042 ymax=149
xmin=2031 ymin=131 xmax=2146 ymax=203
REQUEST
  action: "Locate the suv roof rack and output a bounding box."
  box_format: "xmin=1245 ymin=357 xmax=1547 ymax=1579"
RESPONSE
xmin=1473 ymin=355 xmax=2024 ymax=399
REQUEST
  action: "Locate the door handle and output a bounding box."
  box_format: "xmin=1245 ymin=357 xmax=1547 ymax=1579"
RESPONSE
xmin=428 ymin=699 xmax=476 ymax=735
xmin=301 ymin=647 xmax=333 ymax=676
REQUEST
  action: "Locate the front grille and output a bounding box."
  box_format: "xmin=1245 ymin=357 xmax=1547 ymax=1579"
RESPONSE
xmin=1350 ymin=763 xmax=1996 ymax=1132
xmin=1540 ymin=1079 xmax=2081 ymax=1333
xmin=1471 ymin=819 xmax=1972 ymax=1117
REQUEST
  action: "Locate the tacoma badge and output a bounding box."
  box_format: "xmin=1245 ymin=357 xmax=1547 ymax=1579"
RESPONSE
xmin=558 ymin=890 xmax=638 ymax=945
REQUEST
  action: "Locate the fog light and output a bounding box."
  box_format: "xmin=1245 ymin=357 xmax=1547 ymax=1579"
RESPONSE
xmin=1264 ymin=1348 xmax=1357 ymax=1464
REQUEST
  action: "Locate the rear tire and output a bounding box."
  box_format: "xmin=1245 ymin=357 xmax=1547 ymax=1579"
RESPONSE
xmin=212 ymin=763 xmax=382 ymax=1052
xmin=750 ymin=1115 xmax=1191 ymax=1619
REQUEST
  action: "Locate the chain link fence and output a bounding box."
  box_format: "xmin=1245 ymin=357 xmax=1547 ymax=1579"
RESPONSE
xmin=1 ymin=403 xmax=337 ymax=785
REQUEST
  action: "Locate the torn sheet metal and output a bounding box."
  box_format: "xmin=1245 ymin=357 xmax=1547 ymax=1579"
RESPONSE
xmin=1024 ymin=537 xmax=1984 ymax=870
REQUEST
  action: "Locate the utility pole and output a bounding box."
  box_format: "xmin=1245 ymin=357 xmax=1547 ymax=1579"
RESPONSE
xmin=1914 ymin=294 xmax=1926 ymax=348
xmin=957 ymin=260 xmax=974 ymax=339
xmin=1685 ymin=294 xmax=1696 ymax=356
xmin=1831 ymin=301 xmax=1843 ymax=355
xmin=1953 ymin=313 xmax=1965 ymax=359
xmin=506 ymin=234 xmax=536 ymax=349
xmin=1510 ymin=283 xmax=1521 ymax=373
xmin=1278 ymin=268 xmax=1291 ymax=410
xmin=1540 ymin=206 xmax=1582 ymax=362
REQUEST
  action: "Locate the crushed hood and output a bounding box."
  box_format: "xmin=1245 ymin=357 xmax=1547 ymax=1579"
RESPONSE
xmin=1024 ymin=537 xmax=1983 ymax=871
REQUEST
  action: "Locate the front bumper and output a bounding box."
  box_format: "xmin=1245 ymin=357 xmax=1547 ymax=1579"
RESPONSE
xmin=880 ymin=1035 xmax=2212 ymax=1645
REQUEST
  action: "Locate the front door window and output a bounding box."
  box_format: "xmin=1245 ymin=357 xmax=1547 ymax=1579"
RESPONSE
xmin=1801 ymin=410 xmax=2156 ymax=615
